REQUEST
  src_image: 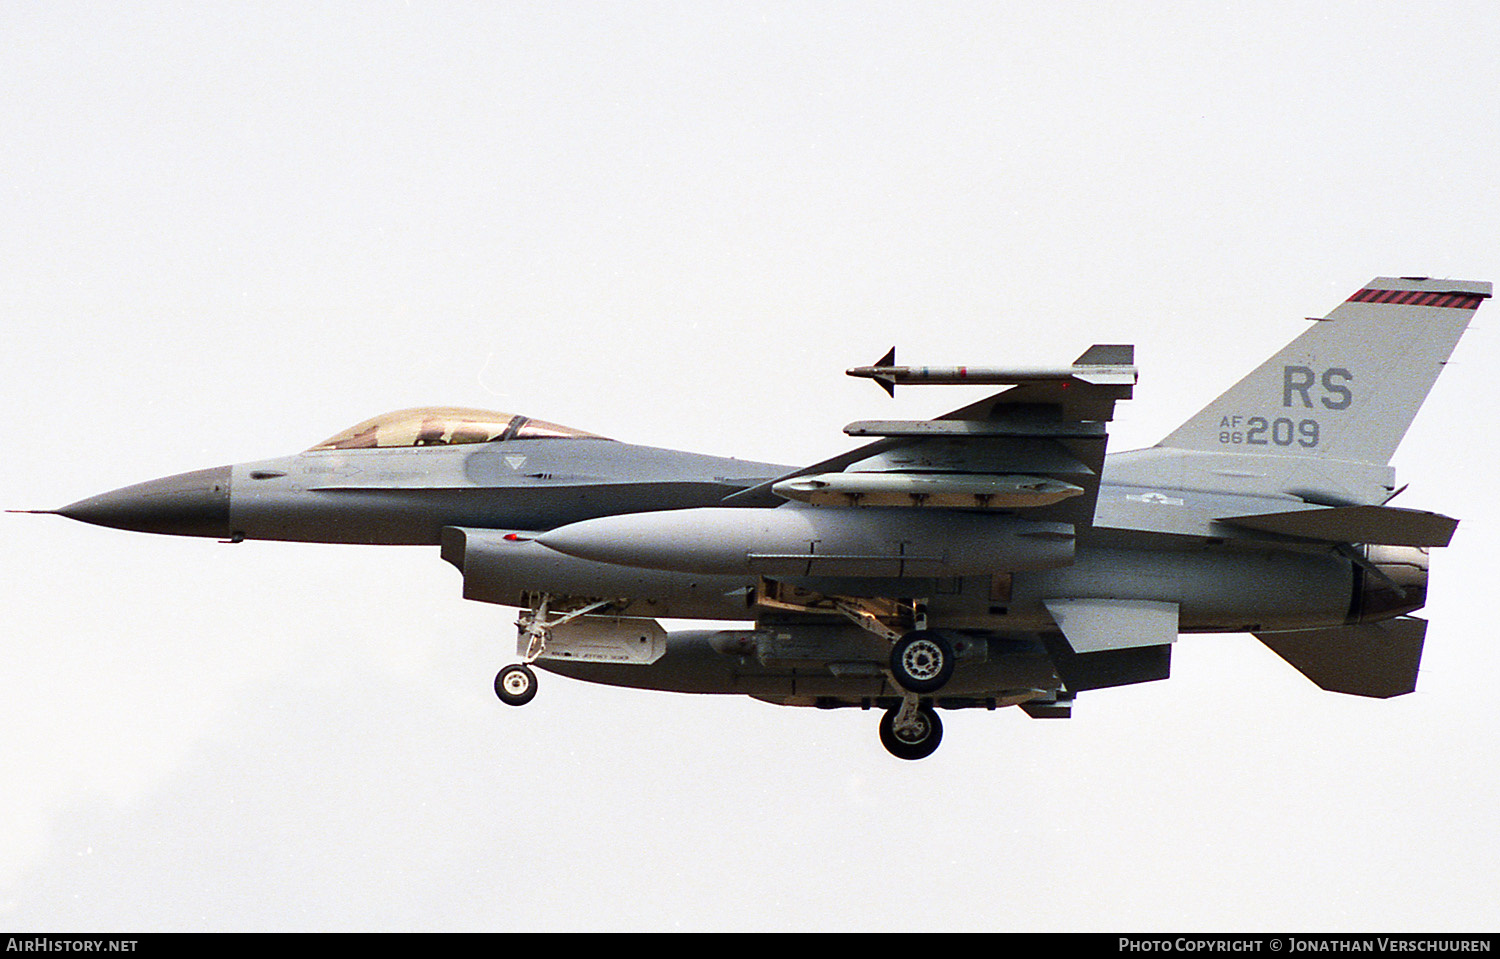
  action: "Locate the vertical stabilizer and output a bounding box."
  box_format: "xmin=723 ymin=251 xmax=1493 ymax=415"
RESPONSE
xmin=1158 ymin=278 xmax=1488 ymax=466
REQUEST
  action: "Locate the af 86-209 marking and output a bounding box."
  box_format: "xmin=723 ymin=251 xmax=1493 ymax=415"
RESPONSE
xmin=1219 ymin=414 xmax=1321 ymax=448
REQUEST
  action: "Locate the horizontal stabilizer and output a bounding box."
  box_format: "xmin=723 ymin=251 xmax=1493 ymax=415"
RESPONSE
xmin=1044 ymin=598 xmax=1178 ymax=653
xmin=1255 ymin=617 xmax=1426 ymax=698
xmin=1219 ymin=504 xmax=1457 ymax=546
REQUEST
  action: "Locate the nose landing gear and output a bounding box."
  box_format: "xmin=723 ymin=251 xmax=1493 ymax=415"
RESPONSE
xmin=493 ymin=592 xmax=619 ymax=707
xmin=494 ymin=663 xmax=538 ymax=706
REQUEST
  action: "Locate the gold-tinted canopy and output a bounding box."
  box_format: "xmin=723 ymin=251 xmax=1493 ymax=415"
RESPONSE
xmin=308 ymin=407 xmax=608 ymax=451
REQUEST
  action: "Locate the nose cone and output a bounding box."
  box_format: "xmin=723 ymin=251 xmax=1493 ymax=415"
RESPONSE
xmin=56 ymin=465 xmax=232 ymax=538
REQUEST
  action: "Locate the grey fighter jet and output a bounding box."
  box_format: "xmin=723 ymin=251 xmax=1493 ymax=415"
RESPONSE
xmin=25 ymin=277 xmax=1488 ymax=759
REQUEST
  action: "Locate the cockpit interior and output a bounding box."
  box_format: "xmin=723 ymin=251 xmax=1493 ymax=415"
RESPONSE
xmin=308 ymin=407 xmax=610 ymax=451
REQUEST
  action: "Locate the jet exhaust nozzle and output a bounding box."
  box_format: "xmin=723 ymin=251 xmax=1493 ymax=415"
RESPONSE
xmin=1356 ymin=544 xmax=1430 ymax=622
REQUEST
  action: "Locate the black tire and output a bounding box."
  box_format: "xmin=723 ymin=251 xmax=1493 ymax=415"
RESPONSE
xmin=889 ymin=630 xmax=955 ymax=694
xmin=878 ymin=705 xmax=943 ymax=761
xmin=495 ymin=663 xmax=538 ymax=706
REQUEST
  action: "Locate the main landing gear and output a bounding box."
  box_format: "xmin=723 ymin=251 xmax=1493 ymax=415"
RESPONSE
xmin=879 ymin=629 xmax=953 ymax=758
xmin=874 ymin=619 xmax=955 ymax=760
xmin=888 ymin=630 xmax=955 ymax=694
xmin=757 ymin=583 xmax=957 ymax=759
xmin=879 ymin=699 xmax=943 ymax=761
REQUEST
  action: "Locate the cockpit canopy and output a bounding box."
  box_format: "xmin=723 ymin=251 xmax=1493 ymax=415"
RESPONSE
xmin=307 ymin=407 xmax=610 ymax=451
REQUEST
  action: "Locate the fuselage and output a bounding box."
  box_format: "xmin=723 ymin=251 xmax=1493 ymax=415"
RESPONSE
xmin=53 ymin=436 xmax=1417 ymax=641
xmin=46 ymin=432 xmax=1422 ymax=657
xmin=228 ymin=439 xmax=789 ymax=545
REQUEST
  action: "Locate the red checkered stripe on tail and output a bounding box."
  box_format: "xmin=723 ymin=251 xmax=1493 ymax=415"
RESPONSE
xmin=1348 ymin=288 xmax=1485 ymax=309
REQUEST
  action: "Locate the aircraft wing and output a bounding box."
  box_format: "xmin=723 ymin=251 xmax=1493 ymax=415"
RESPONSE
xmin=722 ymin=345 xmax=1136 ymax=530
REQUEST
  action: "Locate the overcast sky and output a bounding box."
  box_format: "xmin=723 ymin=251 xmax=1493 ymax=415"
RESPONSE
xmin=3 ymin=1 xmax=1499 ymax=932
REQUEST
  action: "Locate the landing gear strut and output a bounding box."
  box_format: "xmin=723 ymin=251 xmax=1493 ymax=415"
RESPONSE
xmin=494 ymin=592 xmax=619 ymax=707
xmin=879 ymin=700 xmax=943 ymax=760
xmin=757 ymin=580 xmax=956 ymax=696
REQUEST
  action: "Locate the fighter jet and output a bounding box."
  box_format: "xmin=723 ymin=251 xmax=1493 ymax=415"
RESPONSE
xmin=23 ymin=277 xmax=1487 ymax=759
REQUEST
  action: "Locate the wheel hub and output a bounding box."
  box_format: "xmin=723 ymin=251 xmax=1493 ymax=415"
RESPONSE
xmin=893 ymin=713 xmax=931 ymax=744
xmin=900 ymin=639 xmax=945 ymax=681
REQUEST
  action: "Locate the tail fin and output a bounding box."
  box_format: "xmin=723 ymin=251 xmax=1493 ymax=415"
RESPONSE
xmin=1159 ymin=277 xmax=1488 ymax=465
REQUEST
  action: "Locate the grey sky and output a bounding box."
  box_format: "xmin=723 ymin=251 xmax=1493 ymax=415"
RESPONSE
xmin=3 ymin=2 xmax=1498 ymax=931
